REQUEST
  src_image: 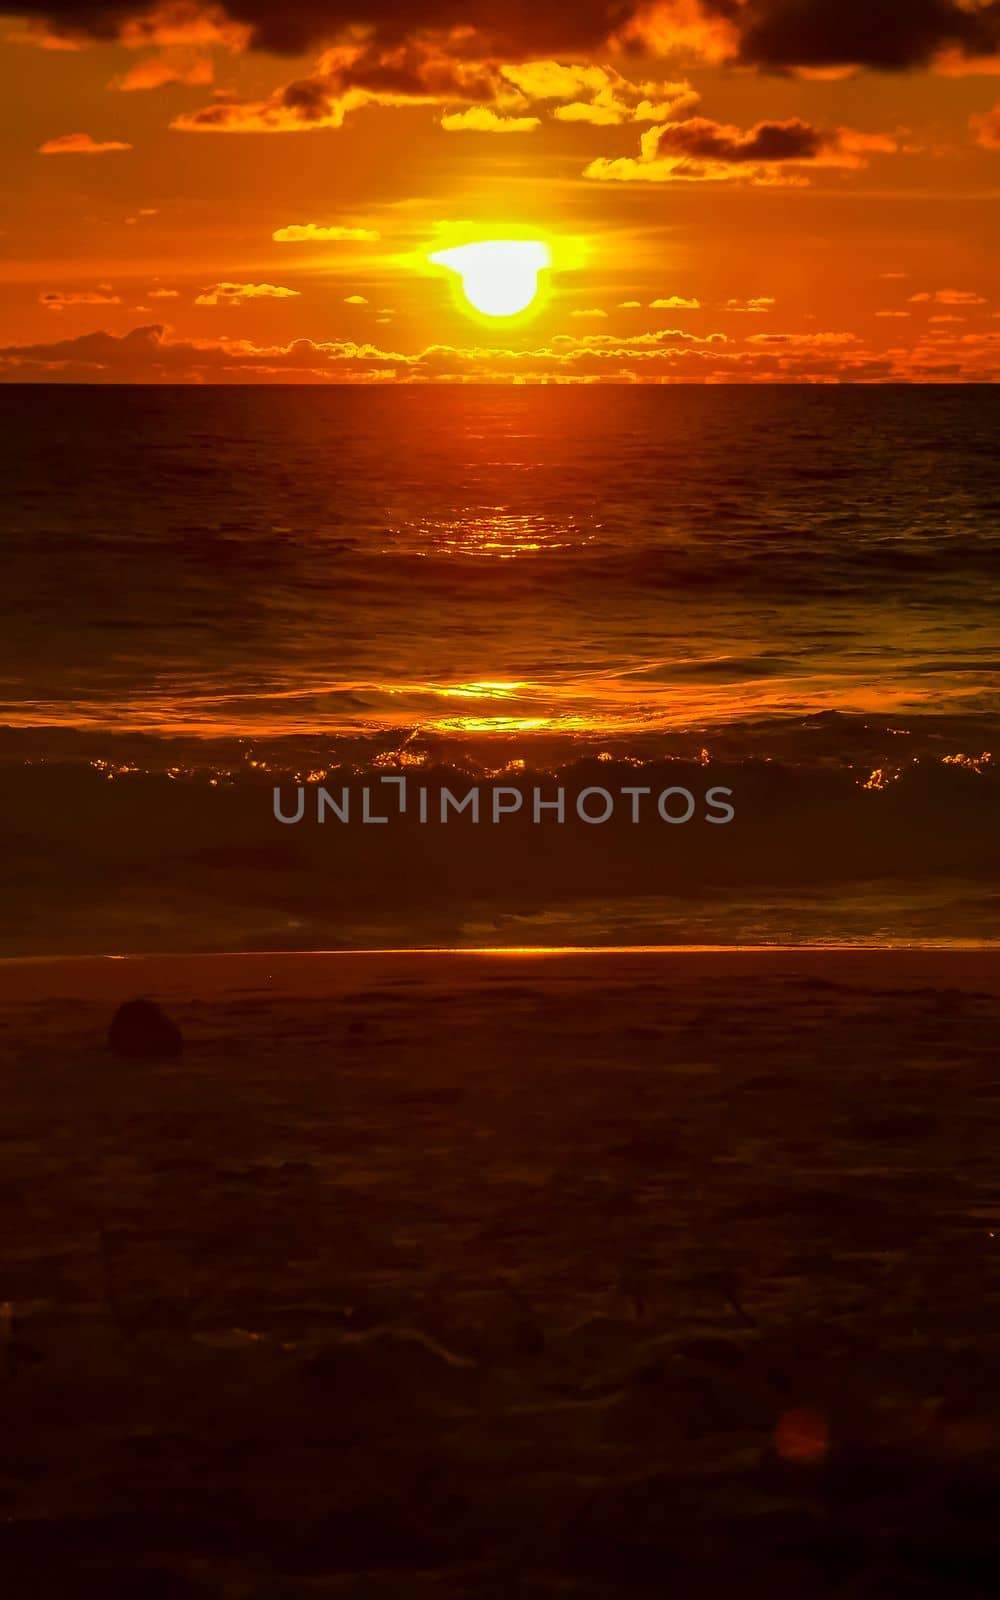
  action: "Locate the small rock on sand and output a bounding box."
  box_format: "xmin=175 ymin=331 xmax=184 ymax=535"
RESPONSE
xmin=108 ymin=998 xmax=183 ymax=1060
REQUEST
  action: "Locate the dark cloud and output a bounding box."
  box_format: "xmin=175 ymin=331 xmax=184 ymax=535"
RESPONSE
xmin=12 ymin=0 xmax=1000 ymax=69
xmin=655 ymin=116 xmax=825 ymax=162
xmin=281 ymin=39 xmax=503 ymax=109
xmin=0 ymin=323 xmax=408 ymax=376
xmin=280 ymin=76 xmax=335 ymax=118
xmin=15 ymin=0 xmax=637 ymax=57
xmin=728 ymin=0 xmax=1000 ymax=72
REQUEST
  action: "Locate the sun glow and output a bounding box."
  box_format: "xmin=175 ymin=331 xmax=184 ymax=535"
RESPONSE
xmin=429 ymin=240 xmax=551 ymax=318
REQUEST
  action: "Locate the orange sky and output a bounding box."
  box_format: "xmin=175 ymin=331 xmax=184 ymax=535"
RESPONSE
xmin=2 ymin=1 xmax=1000 ymax=381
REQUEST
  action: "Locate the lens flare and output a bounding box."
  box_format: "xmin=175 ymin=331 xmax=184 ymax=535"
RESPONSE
xmin=430 ymin=240 xmax=551 ymax=318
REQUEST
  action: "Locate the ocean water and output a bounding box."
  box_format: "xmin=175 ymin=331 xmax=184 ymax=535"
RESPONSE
xmin=2 ymin=385 xmax=998 ymax=953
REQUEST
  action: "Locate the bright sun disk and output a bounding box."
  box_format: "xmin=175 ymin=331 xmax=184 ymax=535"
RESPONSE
xmin=429 ymin=240 xmax=551 ymax=318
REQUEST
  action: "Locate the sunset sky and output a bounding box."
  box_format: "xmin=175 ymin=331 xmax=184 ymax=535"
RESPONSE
xmin=2 ymin=0 xmax=1000 ymax=381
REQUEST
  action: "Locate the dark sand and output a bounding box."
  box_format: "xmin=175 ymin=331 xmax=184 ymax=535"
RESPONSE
xmin=3 ymin=948 xmax=1000 ymax=1597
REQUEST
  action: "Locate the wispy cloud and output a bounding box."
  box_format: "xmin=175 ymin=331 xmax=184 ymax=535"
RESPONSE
xmin=272 ymin=223 xmax=380 ymax=243
xmin=909 ymin=289 xmax=988 ymax=305
xmin=194 ymin=282 xmax=301 ymax=306
xmin=38 ymin=132 xmax=131 ymax=154
xmin=40 ymin=289 xmax=121 ymax=310
xmin=440 ymin=107 xmax=540 ymax=133
xmin=111 ymin=48 xmax=213 ymax=91
xmin=972 ymin=103 xmax=1000 ymax=147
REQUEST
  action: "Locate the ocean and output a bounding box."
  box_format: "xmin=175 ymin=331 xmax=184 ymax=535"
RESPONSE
xmin=2 ymin=384 xmax=998 ymax=952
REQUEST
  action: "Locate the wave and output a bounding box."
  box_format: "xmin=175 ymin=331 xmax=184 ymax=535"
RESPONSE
xmin=1 ymin=743 xmax=997 ymax=955
xmin=1 ymin=709 xmax=996 ymax=772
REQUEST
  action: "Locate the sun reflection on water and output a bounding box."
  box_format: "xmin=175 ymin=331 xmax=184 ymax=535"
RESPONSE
xmin=390 ymin=511 xmax=596 ymax=559
xmin=431 ymin=716 xmax=554 ymax=734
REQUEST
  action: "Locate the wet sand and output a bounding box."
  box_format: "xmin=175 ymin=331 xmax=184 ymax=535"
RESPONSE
xmin=3 ymin=948 xmax=1000 ymax=1596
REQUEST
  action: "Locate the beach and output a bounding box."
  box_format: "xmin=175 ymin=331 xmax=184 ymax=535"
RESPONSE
xmin=4 ymin=947 xmax=1000 ymax=1596
xmin=3 ymin=11 xmax=1000 ymax=1591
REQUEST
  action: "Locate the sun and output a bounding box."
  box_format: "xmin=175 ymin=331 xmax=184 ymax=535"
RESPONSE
xmin=430 ymin=240 xmax=551 ymax=318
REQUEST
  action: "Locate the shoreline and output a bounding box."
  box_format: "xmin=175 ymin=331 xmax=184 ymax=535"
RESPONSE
xmin=3 ymin=942 xmax=999 ymax=1002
